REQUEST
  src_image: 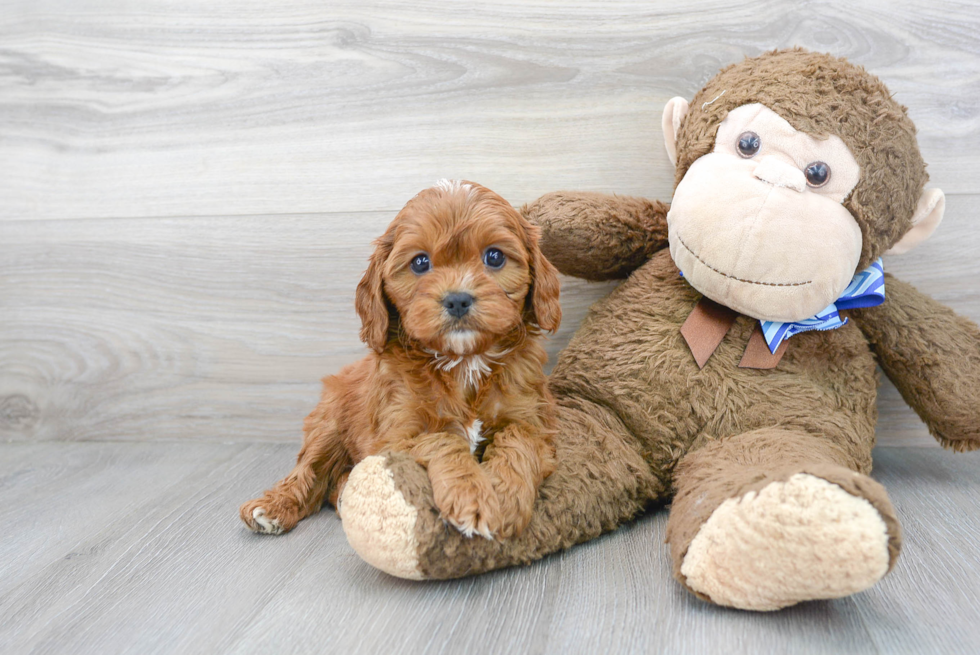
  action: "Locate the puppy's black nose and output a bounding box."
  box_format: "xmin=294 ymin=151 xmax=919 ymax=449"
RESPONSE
xmin=443 ymin=292 xmax=474 ymax=318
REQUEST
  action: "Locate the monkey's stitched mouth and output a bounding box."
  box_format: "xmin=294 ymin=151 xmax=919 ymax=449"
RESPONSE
xmin=676 ymin=235 xmax=812 ymax=288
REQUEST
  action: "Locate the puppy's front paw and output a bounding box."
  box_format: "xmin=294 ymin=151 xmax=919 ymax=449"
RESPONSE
xmin=432 ymin=472 xmax=501 ymax=540
xmin=239 ymin=497 xmax=295 ymax=535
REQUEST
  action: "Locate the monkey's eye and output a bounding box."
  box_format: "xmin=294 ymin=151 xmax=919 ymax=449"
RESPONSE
xmin=804 ymin=162 xmax=831 ymax=188
xmin=483 ymin=247 xmax=506 ymax=269
xmin=736 ymin=131 xmax=761 ymax=158
xmin=410 ymin=253 xmax=431 ymax=274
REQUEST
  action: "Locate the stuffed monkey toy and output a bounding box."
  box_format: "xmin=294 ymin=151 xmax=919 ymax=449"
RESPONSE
xmin=338 ymin=48 xmax=980 ymax=610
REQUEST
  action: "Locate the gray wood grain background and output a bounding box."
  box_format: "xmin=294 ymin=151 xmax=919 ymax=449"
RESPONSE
xmin=2 ymin=0 xmax=978 ymax=447
xmin=2 ymin=2 xmax=980 ymax=652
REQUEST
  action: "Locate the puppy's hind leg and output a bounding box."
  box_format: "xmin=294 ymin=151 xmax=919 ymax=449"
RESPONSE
xmin=240 ymin=413 xmax=353 ymax=535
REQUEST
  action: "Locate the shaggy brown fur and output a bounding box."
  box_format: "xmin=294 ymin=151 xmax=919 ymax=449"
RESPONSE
xmin=852 ymin=275 xmax=980 ymax=452
xmin=240 ymin=181 xmax=560 ymax=540
xmin=338 ymin=50 xmax=980 ymax=609
xmin=523 ymin=192 xmax=670 ymax=281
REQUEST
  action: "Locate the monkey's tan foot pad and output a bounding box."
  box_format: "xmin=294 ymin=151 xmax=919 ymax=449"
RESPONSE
xmin=341 ymin=455 xmax=428 ymax=580
xmin=680 ymin=473 xmax=896 ymax=611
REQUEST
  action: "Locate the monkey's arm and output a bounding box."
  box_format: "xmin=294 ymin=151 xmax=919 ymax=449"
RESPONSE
xmin=521 ymin=192 xmax=670 ymax=281
xmin=850 ymin=274 xmax=980 ymax=452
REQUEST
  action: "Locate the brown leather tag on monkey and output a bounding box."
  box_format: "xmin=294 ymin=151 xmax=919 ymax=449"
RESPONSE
xmin=681 ymin=297 xmax=739 ymax=369
xmin=738 ymin=325 xmax=789 ymax=369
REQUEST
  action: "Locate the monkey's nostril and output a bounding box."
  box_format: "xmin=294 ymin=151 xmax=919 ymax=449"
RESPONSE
xmin=442 ymin=292 xmax=475 ymax=318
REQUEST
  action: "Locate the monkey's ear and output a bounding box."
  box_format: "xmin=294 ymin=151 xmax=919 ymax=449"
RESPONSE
xmin=885 ymin=188 xmax=946 ymax=255
xmin=662 ymin=97 xmax=690 ymax=168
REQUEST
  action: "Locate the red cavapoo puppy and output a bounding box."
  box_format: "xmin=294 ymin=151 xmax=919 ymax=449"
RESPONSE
xmin=240 ymin=180 xmax=561 ymax=539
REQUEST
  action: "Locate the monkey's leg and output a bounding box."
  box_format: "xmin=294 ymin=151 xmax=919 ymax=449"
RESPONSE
xmin=339 ymin=396 xmax=663 ymax=580
xmin=667 ymin=428 xmax=902 ymax=611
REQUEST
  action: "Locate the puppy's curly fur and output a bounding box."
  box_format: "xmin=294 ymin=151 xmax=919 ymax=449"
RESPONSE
xmin=240 ymin=180 xmax=561 ymax=539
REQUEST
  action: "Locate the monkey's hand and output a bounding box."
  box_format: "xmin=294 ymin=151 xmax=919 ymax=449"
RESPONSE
xmin=521 ymin=192 xmax=669 ymax=281
xmin=851 ymin=274 xmax=980 ymax=452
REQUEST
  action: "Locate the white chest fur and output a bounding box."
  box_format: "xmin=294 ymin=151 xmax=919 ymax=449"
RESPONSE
xmin=426 ymin=349 xmax=508 ymax=454
xmin=465 ymin=419 xmax=485 ymax=454
xmin=431 ymin=352 xmax=493 ymax=390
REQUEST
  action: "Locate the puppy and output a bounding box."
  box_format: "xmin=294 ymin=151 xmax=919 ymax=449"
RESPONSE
xmin=240 ymin=180 xmax=561 ymax=539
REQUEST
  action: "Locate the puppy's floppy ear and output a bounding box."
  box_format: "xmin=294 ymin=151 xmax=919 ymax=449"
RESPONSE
xmin=521 ymin=219 xmax=562 ymax=333
xmin=355 ymin=230 xmax=395 ymax=353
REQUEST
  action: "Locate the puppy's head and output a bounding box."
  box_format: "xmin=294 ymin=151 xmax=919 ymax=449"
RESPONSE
xmin=356 ymin=180 xmax=561 ymax=355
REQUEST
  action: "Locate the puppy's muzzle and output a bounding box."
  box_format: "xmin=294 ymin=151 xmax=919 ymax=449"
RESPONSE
xmin=443 ymin=292 xmax=474 ymax=319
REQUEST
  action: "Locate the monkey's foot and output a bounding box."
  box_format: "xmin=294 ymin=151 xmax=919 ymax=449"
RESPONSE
xmin=680 ymin=472 xmax=898 ymax=611
xmin=341 ymin=455 xmax=427 ymax=580
xmin=342 ymin=452 xmax=554 ymax=580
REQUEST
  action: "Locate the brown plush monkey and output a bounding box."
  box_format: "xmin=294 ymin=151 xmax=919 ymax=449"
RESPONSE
xmin=337 ymin=49 xmax=980 ymax=611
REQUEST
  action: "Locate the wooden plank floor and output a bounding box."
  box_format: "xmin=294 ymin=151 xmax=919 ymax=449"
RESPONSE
xmin=0 ymin=443 xmax=977 ymax=654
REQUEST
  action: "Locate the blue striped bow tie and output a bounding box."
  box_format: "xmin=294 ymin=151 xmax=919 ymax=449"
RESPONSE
xmin=759 ymin=259 xmax=885 ymax=354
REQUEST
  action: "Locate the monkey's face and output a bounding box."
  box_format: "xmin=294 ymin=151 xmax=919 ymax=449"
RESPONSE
xmin=667 ymin=104 xmax=863 ymax=323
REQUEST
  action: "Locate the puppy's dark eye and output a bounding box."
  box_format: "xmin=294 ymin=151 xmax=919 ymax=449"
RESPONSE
xmin=483 ymin=247 xmax=506 ymax=269
xmin=410 ymin=253 xmax=430 ymax=274
xmin=737 ymin=131 xmax=761 ymax=158
xmin=804 ymin=161 xmax=831 ymax=187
